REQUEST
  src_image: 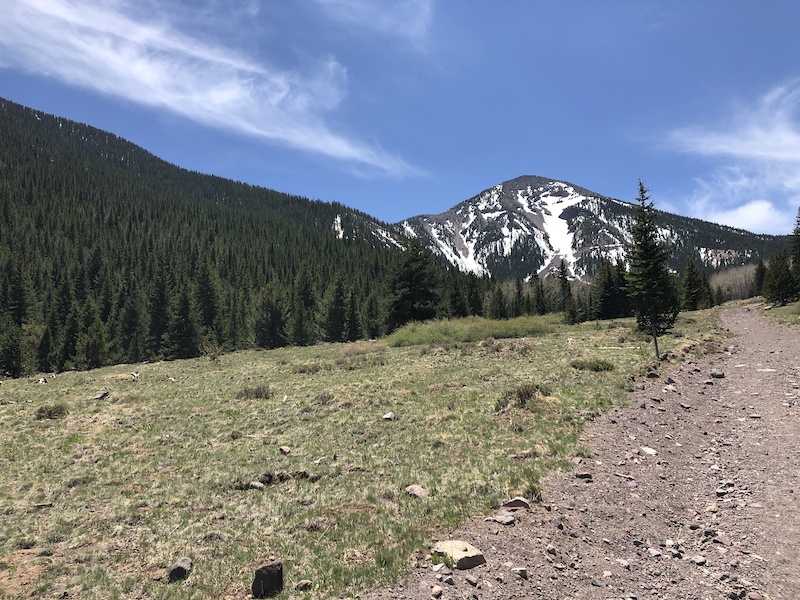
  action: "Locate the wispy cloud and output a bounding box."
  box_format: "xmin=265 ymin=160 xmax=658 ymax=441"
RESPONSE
xmin=0 ymin=0 xmax=415 ymax=175
xmin=313 ymin=0 xmax=434 ymax=45
xmin=667 ymin=80 xmax=800 ymax=234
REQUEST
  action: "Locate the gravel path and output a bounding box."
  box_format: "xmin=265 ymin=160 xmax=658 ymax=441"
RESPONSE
xmin=367 ymin=307 xmax=800 ymax=600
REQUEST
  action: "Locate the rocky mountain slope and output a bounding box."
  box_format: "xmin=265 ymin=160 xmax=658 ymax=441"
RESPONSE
xmin=398 ymin=175 xmax=787 ymax=280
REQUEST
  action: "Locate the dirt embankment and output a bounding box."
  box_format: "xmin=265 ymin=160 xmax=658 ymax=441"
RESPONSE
xmin=368 ymin=307 xmax=800 ymax=600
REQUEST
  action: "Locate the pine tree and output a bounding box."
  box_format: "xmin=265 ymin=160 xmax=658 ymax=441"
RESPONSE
xmin=752 ymin=258 xmax=767 ymax=297
xmin=488 ymin=285 xmax=508 ymax=320
xmin=323 ymin=277 xmax=347 ymax=342
xmin=762 ymin=251 xmax=798 ymax=305
xmin=385 ymin=240 xmax=439 ymax=332
xmin=74 ymin=299 xmax=111 ymax=370
xmin=0 ymin=312 xmax=25 ymax=378
xmin=254 ymin=285 xmax=287 ymax=349
xmin=164 ymin=284 xmax=203 ymax=359
xmin=680 ymin=259 xmax=711 ymax=311
xmin=344 ymin=287 xmax=362 ymax=342
xmin=791 ymin=207 xmax=800 ymax=279
xmin=511 ymin=277 xmax=525 ymax=317
xmin=626 ymin=181 xmax=679 ymax=359
xmin=465 ymin=273 xmax=484 ymax=316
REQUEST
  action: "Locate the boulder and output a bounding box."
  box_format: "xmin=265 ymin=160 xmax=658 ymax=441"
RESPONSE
xmin=404 ymin=484 xmax=429 ymax=499
xmin=252 ymin=561 xmax=283 ymax=598
xmin=433 ymin=540 xmax=486 ymax=570
xmin=167 ymin=556 xmax=193 ymax=582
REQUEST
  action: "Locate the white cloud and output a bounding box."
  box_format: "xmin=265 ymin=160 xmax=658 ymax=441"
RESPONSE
xmin=667 ymin=80 xmax=800 ymax=234
xmin=313 ymin=0 xmax=434 ymax=45
xmin=0 ymin=0 xmax=415 ymax=175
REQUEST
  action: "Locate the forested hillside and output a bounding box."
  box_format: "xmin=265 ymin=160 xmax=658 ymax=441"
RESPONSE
xmin=0 ymin=98 xmax=487 ymax=377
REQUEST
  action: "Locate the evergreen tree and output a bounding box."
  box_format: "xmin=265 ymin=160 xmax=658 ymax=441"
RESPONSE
xmin=590 ymin=260 xmax=617 ymax=320
xmin=74 ymin=299 xmax=111 ymax=370
xmin=288 ymin=267 xmax=318 ymax=345
xmin=488 ymin=285 xmax=508 ymax=320
xmin=752 ymin=258 xmax=767 ymax=297
xmin=254 ymin=285 xmax=287 ymax=349
xmin=465 ymin=273 xmax=484 ymax=316
xmin=344 ymin=287 xmax=362 ymax=342
xmin=532 ymin=276 xmax=546 ymax=315
xmin=511 ymin=277 xmax=525 ymax=317
xmin=117 ymin=284 xmax=148 ymax=363
xmin=164 ymin=284 xmax=203 ymax=359
xmin=323 ymin=277 xmax=347 ymax=342
xmin=0 ymin=313 xmax=25 ymax=378
xmin=680 ymin=259 xmax=711 ymax=311
xmin=762 ymin=251 xmax=799 ymax=305
xmin=791 ymin=207 xmax=800 ymax=279
xmin=626 ymin=181 xmax=679 ymax=359
xmin=195 ymin=258 xmax=225 ymax=345
xmin=385 ymin=240 xmax=439 ymax=332
xmin=363 ymin=291 xmax=383 ymax=339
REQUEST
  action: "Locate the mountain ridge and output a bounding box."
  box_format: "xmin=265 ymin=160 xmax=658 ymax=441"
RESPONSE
xmin=398 ymin=175 xmax=787 ymax=280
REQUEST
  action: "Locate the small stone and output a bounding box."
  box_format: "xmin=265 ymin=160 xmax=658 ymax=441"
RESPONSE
xmin=648 ymin=548 xmax=662 ymax=558
xmin=278 ymin=446 xmax=291 ymax=454
xmin=295 ymin=580 xmax=312 ymax=591
xmin=431 ymin=584 xmax=443 ymax=598
xmin=748 ymin=414 xmax=762 ymax=419
xmin=691 ymin=555 xmax=707 ymax=566
xmin=502 ymin=496 xmax=531 ymax=510
xmin=710 ymin=369 xmax=725 ymax=379
xmin=465 ymin=574 xmax=479 ymax=586
xmin=663 ymin=384 xmax=677 ymax=393
xmin=492 ymin=511 xmax=516 ymax=526
xmin=382 ymin=411 xmax=396 ymax=420
xmin=443 ymin=575 xmax=455 ymax=585
xmin=248 ymin=481 xmax=266 ymax=491
xmin=433 ymin=540 xmax=486 ymax=570
xmin=575 ymin=471 xmax=593 ymax=480
xmin=167 ymin=557 xmax=193 ymax=582
xmin=664 ymin=376 xmax=675 ymax=384
xmin=252 ymin=561 xmax=283 ymax=598
xmin=512 ymin=567 xmax=528 ymax=580
xmin=640 ymin=446 xmax=658 ymax=456
xmin=405 ymin=484 xmax=429 ymax=499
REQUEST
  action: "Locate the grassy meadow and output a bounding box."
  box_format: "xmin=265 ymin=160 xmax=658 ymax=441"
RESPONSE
xmin=0 ymin=311 xmax=723 ymax=598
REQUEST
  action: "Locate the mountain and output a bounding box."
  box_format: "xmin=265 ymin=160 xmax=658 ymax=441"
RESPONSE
xmin=398 ymin=175 xmax=788 ymax=280
xmin=0 ymin=97 xmax=460 ymax=376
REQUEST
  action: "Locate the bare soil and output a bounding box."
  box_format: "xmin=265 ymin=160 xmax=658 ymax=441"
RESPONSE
xmin=368 ymin=307 xmax=800 ymax=600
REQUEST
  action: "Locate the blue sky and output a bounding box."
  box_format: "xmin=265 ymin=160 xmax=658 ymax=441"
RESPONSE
xmin=2 ymin=1 xmax=800 ymax=235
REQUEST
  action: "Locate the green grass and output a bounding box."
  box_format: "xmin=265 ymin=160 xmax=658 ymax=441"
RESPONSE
xmin=0 ymin=311 xmax=722 ymax=598
xmin=764 ymin=299 xmax=800 ymax=326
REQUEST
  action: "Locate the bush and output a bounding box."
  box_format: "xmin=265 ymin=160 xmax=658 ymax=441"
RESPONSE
xmin=495 ymin=382 xmax=552 ymax=411
xmin=34 ymin=403 xmax=69 ymax=420
xmin=570 ymin=358 xmax=615 ymax=372
xmin=235 ymin=384 xmax=274 ymax=400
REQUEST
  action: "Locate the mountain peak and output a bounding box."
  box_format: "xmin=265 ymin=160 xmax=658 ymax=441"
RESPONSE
xmin=398 ymin=176 xmax=784 ymax=281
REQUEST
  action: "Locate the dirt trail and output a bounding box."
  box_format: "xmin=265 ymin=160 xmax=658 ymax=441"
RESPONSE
xmin=368 ymin=307 xmax=800 ymax=600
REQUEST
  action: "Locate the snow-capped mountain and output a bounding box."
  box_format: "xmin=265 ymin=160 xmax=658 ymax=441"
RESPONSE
xmin=398 ymin=175 xmax=786 ymax=280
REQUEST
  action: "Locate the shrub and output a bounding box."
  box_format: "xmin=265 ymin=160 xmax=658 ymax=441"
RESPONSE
xmin=495 ymin=382 xmax=552 ymax=412
xmin=34 ymin=403 xmax=69 ymax=420
xmin=570 ymin=358 xmax=615 ymax=372
xmin=235 ymin=384 xmax=274 ymax=400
